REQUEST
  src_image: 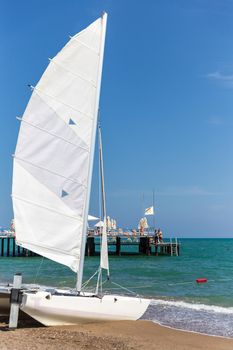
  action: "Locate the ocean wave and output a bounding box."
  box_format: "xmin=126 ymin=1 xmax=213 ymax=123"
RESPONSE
xmin=150 ymin=298 xmax=233 ymax=314
xmin=142 ymin=298 xmax=233 ymax=337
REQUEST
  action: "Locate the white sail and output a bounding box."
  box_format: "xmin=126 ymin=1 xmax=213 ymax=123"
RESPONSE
xmin=100 ymin=218 xmax=109 ymax=273
xmin=12 ymin=14 xmax=107 ymax=272
xmin=98 ymin=125 xmax=109 ymax=275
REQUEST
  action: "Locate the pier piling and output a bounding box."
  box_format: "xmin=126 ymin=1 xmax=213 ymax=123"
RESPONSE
xmin=1 ymin=237 xmax=5 ymax=256
xmin=86 ymin=237 xmax=95 ymax=256
xmin=116 ymin=236 xmax=121 ymax=256
xmin=7 ymin=238 xmax=10 ymax=257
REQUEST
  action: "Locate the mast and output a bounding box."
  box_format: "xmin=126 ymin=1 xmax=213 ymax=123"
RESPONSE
xmin=76 ymin=12 xmax=108 ymax=292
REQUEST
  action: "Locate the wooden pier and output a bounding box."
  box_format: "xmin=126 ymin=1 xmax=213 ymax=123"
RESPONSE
xmin=0 ymin=235 xmax=180 ymax=258
xmin=0 ymin=236 xmax=37 ymax=257
xmin=86 ymin=236 xmax=180 ymax=256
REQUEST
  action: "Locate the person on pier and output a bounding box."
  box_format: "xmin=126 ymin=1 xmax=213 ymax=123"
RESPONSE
xmin=154 ymin=230 xmax=159 ymax=245
xmin=154 ymin=229 xmax=163 ymax=244
xmin=158 ymin=229 xmax=163 ymax=243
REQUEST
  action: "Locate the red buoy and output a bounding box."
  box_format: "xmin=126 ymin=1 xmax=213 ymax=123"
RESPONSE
xmin=196 ymin=278 xmax=207 ymax=283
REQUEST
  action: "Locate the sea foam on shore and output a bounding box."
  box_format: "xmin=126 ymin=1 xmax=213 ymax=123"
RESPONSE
xmin=143 ymin=298 xmax=233 ymax=338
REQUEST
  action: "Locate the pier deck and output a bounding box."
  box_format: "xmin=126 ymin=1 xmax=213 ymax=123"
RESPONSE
xmin=0 ymin=235 xmax=180 ymax=257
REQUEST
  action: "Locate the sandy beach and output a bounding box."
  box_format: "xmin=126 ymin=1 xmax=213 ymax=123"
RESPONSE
xmin=0 ymin=316 xmax=233 ymax=350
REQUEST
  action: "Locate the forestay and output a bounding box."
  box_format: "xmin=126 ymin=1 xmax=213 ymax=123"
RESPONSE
xmin=12 ymin=15 xmax=107 ymax=272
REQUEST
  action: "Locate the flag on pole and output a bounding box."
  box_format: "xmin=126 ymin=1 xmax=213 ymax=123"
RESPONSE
xmin=88 ymin=215 xmax=99 ymax=221
xmin=145 ymin=206 xmax=154 ymax=215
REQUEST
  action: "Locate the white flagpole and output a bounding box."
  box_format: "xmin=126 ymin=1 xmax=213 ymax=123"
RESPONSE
xmin=153 ymin=189 xmax=155 ymax=230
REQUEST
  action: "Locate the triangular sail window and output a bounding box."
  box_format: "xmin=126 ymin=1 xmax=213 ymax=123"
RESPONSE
xmin=69 ymin=118 xmax=76 ymax=125
xmin=61 ymin=190 xmax=69 ymax=197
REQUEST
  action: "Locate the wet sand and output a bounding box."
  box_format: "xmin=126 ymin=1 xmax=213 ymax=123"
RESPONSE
xmin=0 ymin=317 xmax=233 ymax=350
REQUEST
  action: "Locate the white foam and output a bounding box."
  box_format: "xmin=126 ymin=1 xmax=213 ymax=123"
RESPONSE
xmin=150 ymin=298 xmax=233 ymax=314
xmin=151 ymin=320 xmax=233 ymax=340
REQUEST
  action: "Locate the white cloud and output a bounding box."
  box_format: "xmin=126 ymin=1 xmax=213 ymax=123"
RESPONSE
xmin=207 ymin=71 xmax=233 ymax=81
xmin=207 ymin=71 xmax=233 ymax=88
xmin=207 ymin=116 xmax=224 ymax=125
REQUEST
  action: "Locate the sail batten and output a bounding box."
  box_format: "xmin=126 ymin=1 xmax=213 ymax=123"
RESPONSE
xmin=14 ymin=156 xmax=87 ymax=188
xmin=49 ymin=59 xmax=97 ymax=87
xmin=12 ymin=15 xmax=106 ymax=272
xmin=17 ymin=240 xmax=81 ymax=256
xmin=12 ymin=195 xmax=83 ymax=221
xmin=17 ymin=118 xmax=90 ymax=153
xmin=70 ymin=37 xmax=100 ymax=55
xmin=31 ymin=88 xmax=94 ymax=120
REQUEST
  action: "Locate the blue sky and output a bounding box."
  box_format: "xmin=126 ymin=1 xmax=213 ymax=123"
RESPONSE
xmin=1 ymin=0 xmax=233 ymax=237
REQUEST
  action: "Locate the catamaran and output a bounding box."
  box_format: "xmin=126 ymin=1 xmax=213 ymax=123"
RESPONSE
xmin=11 ymin=12 xmax=150 ymax=326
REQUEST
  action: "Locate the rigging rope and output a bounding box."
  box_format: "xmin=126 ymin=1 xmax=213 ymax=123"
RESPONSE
xmin=81 ymin=268 xmax=99 ymax=290
xmin=108 ymin=281 xmax=137 ymax=296
xmin=33 ymin=257 xmax=44 ymax=285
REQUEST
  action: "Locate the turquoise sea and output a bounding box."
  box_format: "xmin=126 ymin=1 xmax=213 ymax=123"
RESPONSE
xmin=1 ymin=238 xmax=233 ymax=337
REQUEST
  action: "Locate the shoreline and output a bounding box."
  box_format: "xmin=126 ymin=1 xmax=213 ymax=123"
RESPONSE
xmin=149 ymin=319 xmax=233 ymax=340
xmin=0 ymin=318 xmax=233 ymax=350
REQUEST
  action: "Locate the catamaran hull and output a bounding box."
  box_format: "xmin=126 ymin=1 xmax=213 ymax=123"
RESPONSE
xmin=0 ymin=292 xmax=10 ymax=315
xmin=0 ymin=286 xmax=12 ymax=315
xmin=20 ymin=291 xmax=150 ymax=326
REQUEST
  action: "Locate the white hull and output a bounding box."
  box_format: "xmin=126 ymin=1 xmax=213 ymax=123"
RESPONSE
xmin=20 ymin=291 xmax=150 ymax=326
xmin=0 ymin=286 xmax=11 ymax=315
xmin=0 ymin=293 xmax=10 ymax=315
